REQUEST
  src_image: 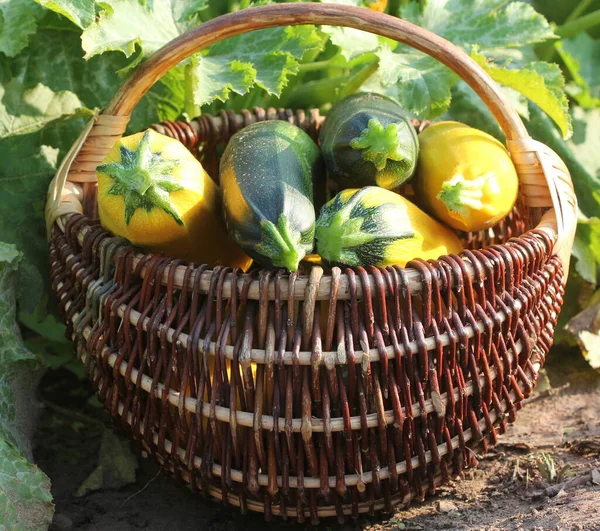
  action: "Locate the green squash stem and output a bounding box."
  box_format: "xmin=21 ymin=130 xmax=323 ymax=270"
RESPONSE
xmin=97 ymin=130 xmax=184 ymax=226
xmin=350 ymin=118 xmax=411 ymax=171
xmin=437 ymin=172 xmax=493 ymax=216
xmin=257 ymin=214 xmax=306 ymax=271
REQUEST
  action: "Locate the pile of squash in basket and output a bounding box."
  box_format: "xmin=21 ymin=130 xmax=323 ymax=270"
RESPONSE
xmin=96 ymin=92 xmax=519 ymax=270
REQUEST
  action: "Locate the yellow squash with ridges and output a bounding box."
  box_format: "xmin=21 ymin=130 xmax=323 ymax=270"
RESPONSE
xmin=97 ymin=129 xmax=252 ymax=270
xmin=315 ymin=186 xmax=463 ymax=267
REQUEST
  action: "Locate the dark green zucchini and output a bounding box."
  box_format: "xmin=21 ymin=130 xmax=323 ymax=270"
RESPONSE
xmin=319 ymin=92 xmax=419 ymax=190
xmin=220 ymin=120 xmax=323 ymax=271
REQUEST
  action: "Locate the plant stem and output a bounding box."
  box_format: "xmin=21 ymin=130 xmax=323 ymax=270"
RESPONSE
xmin=339 ymin=61 xmax=379 ymax=99
xmin=565 ymin=0 xmax=595 ymax=24
xmin=298 ymin=60 xmax=344 ymax=73
xmin=556 ymin=8 xmax=600 ymax=38
xmin=538 ymin=1 xmax=600 ymax=62
xmin=184 ymin=63 xmax=201 ymax=120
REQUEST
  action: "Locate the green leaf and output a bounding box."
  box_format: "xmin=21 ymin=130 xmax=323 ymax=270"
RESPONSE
xmin=471 ymin=49 xmax=572 ymax=139
xmin=567 ymin=106 xmax=600 ymax=181
xmin=81 ymin=0 xmax=207 ymax=60
xmin=0 ymin=244 xmax=54 ymax=530
xmin=561 ymin=33 xmax=600 ymax=101
xmin=365 ymin=45 xmax=457 ymax=118
xmin=444 ymin=81 xmax=505 ymax=139
xmin=0 ymin=439 xmax=54 ymax=531
xmin=193 ymin=26 xmax=324 ymax=106
xmin=357 ymin=0 xmax=557 ymax=119
xmin=0 ymin=22 xmax=185 ymax=314
xmin=320 ymin=0 xmax=379 ymax=61
xmin=0 ymin=79 xmax=91 ymax=139
xmin=33 ymin=0 xmax=95 ymax=29
xmin=572 ymin=216 xmax=600 ymax=285
xmin=401 ymin=0 xmax=556 ymax=49
xmin=0 ymin=0 xmax=45 ymax=57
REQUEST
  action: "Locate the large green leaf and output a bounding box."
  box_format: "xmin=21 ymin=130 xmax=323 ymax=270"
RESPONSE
xmin=402 ymin=0 xmax=556 ymax=50
xmin=0 ymin=0 xmax=45 ymax=57
xmin=193 ymin=26 xmax=324 ymax=106
xmin=0 ymin=79 xmax=91 ymax=139
xmin=81 ymin=0 xmax=207 ymax=60
xmin=0 ymin=24 xmax=184 ymax=313
xmin=365 ymin=45 xmax=457 ymax=118
xmin=471 ymin=49 xmax=571 ymax=138
xmin=34 ymin=0 xmax=95 ymax=29
xmin=0 ymin=244 xmax=54 ymax=530
xmin=320 ymin=0 xmax=379 ymax=61
xmin=360 ymin=0 xmax=557 ymax=118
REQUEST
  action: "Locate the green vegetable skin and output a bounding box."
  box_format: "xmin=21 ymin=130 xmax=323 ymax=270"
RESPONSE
xmin=220 ymin=121 xmax=323 ymax=271
xmin=319 ymin=93 xmax=419 ymax=190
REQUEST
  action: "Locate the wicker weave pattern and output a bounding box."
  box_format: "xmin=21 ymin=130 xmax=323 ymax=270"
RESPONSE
xmin=49 ymin=211 xmax=564 ymax=521
xmin=44 ymin=3 xmax=577 ymax=523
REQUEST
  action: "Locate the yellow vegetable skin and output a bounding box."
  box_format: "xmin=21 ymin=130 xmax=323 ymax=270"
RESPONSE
xmin=97 ymin=130 xmax=252 ymax=270
xmin=315 ymin=186 xmax=463 ymax=267
xmin=414 ymin=121 xmax=519 ymax=232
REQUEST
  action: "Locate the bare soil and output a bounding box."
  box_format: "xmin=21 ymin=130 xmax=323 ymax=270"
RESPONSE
xmin=36 ymin=348 xmax=600 ymax=531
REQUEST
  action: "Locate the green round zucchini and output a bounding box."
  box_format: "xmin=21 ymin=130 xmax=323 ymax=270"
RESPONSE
xmin=220 ymin=120 xmax=323 ymax=271
xmin=319 ymin=92 xmax=419 ymax=190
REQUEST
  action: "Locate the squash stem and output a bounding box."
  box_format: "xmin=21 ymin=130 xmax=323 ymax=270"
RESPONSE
xmin=350 ymin=118 xmax=408 ymax=170
xmin=258 ymin=215 xmax=303 ymax=271
xmin=184 ymin=62 xmax=201 ymax=120
xmin=437 ymin=173 xmax=493 ymax=216
xmin=316 ymin=214 xmax=373 ymax=266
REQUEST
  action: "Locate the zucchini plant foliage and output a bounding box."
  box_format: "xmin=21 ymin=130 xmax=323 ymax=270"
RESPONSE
xmin=0 ymin=0 xmax=599 ymax=526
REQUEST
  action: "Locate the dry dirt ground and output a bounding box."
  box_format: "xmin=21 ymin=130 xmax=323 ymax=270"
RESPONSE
xmin=36 ymin=348 xmax=600 ymax=531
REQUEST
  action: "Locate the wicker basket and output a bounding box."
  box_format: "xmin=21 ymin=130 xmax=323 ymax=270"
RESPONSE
xmin=45 ymin=3 xmax=577 ymax=524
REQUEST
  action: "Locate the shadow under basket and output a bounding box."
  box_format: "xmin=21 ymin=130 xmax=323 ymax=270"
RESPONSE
xmin=45 ymin=3 xmax=577 ymax=524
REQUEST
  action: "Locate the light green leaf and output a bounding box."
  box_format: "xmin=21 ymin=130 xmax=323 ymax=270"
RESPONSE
xmin=0 ymin=80 xmax=91 ymax=139
xmin=401 ymin=0 xmax=556 ymax=49
xmin=0 ymin=244 xmax=54 ymax=530
xmin=34 ymin=0 xmax=95 ymax=29
xmin=0 ymin=0 xmax=45 ymax=57
xmin=193 ymin=26 xmax=324 ymax=106
xmin=356 ymin=0 xmax=556 ymax=119
xmin=0 ymin=24 xmax=186 ymax=314
xmin=320 ymin=0 xmax=379 ymax=61
xmin=365 ymin=45 xmax=457 ymax=118
xmin=0 ymin=439 xmax=54 ymax=531
xmin=321 ymin=26 xmax=379 ymax=61
xmin=471 ymin=49 xmax=571 ymax=139
xmin=81 ymin=0 xmax=207 ymax=59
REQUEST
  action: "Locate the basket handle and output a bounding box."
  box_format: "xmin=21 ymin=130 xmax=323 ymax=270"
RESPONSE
xmin=51 ymin=2 xmax=577 ymax=275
